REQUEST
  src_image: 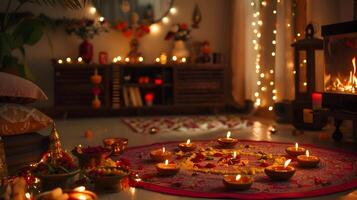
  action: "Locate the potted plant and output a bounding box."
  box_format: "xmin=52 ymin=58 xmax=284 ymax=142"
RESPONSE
xmin=0 ymin=0 xmax=86 ymax=79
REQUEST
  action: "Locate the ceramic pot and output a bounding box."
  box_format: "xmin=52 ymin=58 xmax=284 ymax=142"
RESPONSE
xmin=172 ymin=40 xmax=189 ymax=58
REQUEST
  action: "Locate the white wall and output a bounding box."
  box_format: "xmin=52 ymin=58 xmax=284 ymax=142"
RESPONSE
xmin=8 ymin=0 xmax=231 ymax=107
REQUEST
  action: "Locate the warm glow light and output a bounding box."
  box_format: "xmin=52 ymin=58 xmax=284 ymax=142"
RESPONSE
xmin=250 ymin=2 xmax=255 ymax=6
xmin=58 ymin=59 xmax=63 ymax=64
xmin=117 ymin=56 xmax=122 ymax=61
xmin=273 ymin=30 xmax=277 ymax=34
xmin=271 ymin=52 xmax=276 ymax=56
xmin=165 ymin=159 xmax=169 ymax=165
xmin=172 ymin=56 xmax=177 ymax=61
xmin=138 ymin=56 xmax=144 ymax=62
xmin=150 ymin=24 xmax=160 ymax=34
xmin=251 ymin=22 xmax=256 ymax=26
xmin=272 ymin=89 xmax=277 ymax=93
xmin=261 ymin=86 xmax=266 ymax=91
xmin=273 ymin=10 xmax=277 ymax=14
xmin=261 ymin=1 xmax=267 ymax=6
xmin=297 ymin=33 xmax=301 ymax=37
xmin=181 ymin=57 xmax=187 ymax=63
xmin=272 ymin=40 xmax=276 ymax=45
xmin=89 ymin=6 xmax=96 ymax=14
xmin=74 ymin=186 xmax=86 ymax=192
xmin=284 ymin=159 xmax=292 ymax=168
xmin=66 ymin=57 xmax=72 ymax=63
xmin=252 ymin=40 xmax=257 ymax=44
xmin=77 ymin=57 xmax=83 ymax=63
xmin=186 ymin=139 xmax=190 ymax=145
xmin=113 ymin=58 xmax=118 ymax=63
xmin=254 ymin=92 xmax=259 ymax=97
xmin=170 ymin=7 xmax=177 ymax=15
xmin=293 ymin=70 xmax=296 ymax=74
xmin=253 ymin=29 xmax=258 ymax=33
xmin=130 ymin=187 xmax=136 ymax=195
xmin=268 ymin=106 xmax=273 ymax=111
xmin=257 ymin=81 xmax=261 ymax=85
xmin=125 ymin=57 xmax=130 ymax=63
xmin=258 ymin=20 xmax=263 ymax=26
xmin=162 ymin=147 xmax=165 ymax=153
xmin=233 ymin=151 xmax=237 ymax=159
xmin=270 ymin=69 xmax=274 ymax=74
xmin=155 ymin=57 xmax=160 ymax=63
xmin=25 ymin=193 xmax=31 ymax=199
xmin=303 ymin=82 xmax=307 ymax=86
xmin=99 ymin=16 xmax=105 ymax=22
xmin=162 ymin=17 xmax=169 ymax=24
xmin=287 ymin=23 xmax=291 ymax=27
xmin=235 ymin=174 xmax=241 ymax=181
xmin=295 ymin=143 xmax=298 ymax=150
xmin=270 ymin=81 xmax=274 ymax=86
xmin=272 ymin=96 xmax=277 ymax=100
xmin=226 ymin=131 xmax=231 ymax=138
xmin=306 ymin=150 xmax=310 ymax=157
xmin=303 ymin=59 xmax=307 ymax=63
xmin=257 ymin=33 xmax=262 ymax=38
xmin=260 ymin=73 xmax=265 ymax=78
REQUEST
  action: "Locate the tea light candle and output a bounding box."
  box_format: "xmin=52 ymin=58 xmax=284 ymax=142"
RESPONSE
xmin=178 ymin=139 xmax=196 ymax=152
xmin=67 ymin=186 xmax=97 ymax=200
xmin=223 ymin=174 xmax=253 ymax=190
xmin=217 ymin=131 xmax=238 ymax=148
xmin=312 ymin=92 xmax=322 ymax=110
xmin=150 ymin=147 xmax=172 ymax=162
xmin=160 ymin=53 xmax=167 ymax=64
xmin=77 ymin=57 xmax=83 ymax=63
xmin=297 ymin=150 xmax=320 ymax=168
xmin=155 ymin=159 xmax=180 ymax=176
xmin=286 ymin=142 xmax=306 ymax=157
xmin=66 ymin=57 xmax=72 ymax=63
xmin=264 ymin=159 xmax=296 ymax=181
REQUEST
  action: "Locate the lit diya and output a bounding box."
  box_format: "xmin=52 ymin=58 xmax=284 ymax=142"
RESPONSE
xmin=297 ymin=150 xmax=320 ymax=168
xmin=265 ymin=159 xmax=296 ymax=181
xmin=156 ymin=159 xmax=180 ymax=176
xmin=178 ymin=139 xmax=196 ymax=152
xmin=150 ymin=147 xmax=172 ymax=162
xmin=285 ymin=142 xmax=306 ymax=157
xmin=223 ymin=174 xmax=253 ymax=190
xmin=67 ymin=186 xmax=97 ymax=200
xmin=217 ymin=131 xmax=238 ymax=148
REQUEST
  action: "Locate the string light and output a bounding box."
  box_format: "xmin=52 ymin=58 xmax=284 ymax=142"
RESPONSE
xmin=99 ymin=16 xmax=105 ymax=22
xmin=66 ymin=57 xmax=71 ymax=63
xmin=170 ymin=7 xmax=177 ymax=15
xmin=162 ymin=17 xmax=169 ymax=24
xmin=150 ymin=24 xmax=160 ymax=34
xmin=89 ymin=6 xmax=96 ymax=14
xmin=57 ymin=59 xmax=63 ymax=64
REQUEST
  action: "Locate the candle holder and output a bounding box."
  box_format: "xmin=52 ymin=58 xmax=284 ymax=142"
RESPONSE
xmin=223 ymin=175 xmax=253 ymax=190
xmin=217 ymin=131 xmax=238 ymax=148
xmin=150 ymin=148 xmax=172 ymax=162
xmin=102 ymin=137 xmax=128 ymax=155
xmin=264 ymin=159 xmax=295 ymax=181
xmin=178 ymin=139 xmax=196 ymax=152
xmin=285 ymin=143 xmax=306 ymax=157
xmin=67 ymin=186 xmax=97 ymax=200
xmin=156 ymin=160 xmax=180 ymax=176
xmin=297 ymin=150 xmax=320 ymax=168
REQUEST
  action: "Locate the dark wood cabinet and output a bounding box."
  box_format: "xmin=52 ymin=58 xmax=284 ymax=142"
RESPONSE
xmin=53 ymin=63 xmax=227 ymax=117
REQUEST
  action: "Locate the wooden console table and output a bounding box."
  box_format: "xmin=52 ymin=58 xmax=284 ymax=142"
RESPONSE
xmin=53 ymin=63 xmax=228 ymax=117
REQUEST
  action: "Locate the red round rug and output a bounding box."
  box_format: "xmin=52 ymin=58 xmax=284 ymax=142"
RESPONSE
xmin=119 ymin=140 xmax=357 ymax=199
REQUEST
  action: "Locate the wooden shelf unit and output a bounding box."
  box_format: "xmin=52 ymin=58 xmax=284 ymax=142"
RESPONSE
xmin=53 ymin=63 xmax=227 ymax=116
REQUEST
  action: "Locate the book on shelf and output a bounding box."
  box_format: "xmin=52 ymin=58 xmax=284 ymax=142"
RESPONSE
xmin=123 ymin=86 xmax=143 ymax=107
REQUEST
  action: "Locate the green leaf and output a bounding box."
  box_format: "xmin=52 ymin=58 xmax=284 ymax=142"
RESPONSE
xmin=13 ymin=18 xmax=44 ymax=46
xmin=0 ymin=32 xmax=13 ymax=59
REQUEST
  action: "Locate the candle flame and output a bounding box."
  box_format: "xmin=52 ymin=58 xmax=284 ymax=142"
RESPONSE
xmin=25 ymin=193 xmax=31 ymax=199
xmin=77 ymin=194 xmax=88 ymax=200
xmin=233 ymin=151 xmax=237 ymax=159
xmin=235 ymin=174 xmax=241 ymax=181
xmin=186 ymin=139 xmax=190 ymax=145
xmin=162 ymin=147 xmax=165 ymax=153
xmin=306 ymin=150 xmax=309 ymax=157
xmin=284 ymin=159 xmax=292 ymax=168
xmin=295 ymin=143 xmax=298 ymax=151
xmin=227 ymin=131 xmax=231 ymax=138
xmin=74 ymin=186 xmax=86 ymax=192
xmin=165 ymin=159 xmax=169 ymax=165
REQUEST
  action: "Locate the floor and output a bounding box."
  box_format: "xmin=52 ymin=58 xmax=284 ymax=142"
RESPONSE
xmin=39 ymin=115 xmax=357 ymax=200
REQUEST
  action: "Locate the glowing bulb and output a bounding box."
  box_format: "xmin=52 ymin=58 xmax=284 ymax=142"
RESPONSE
xmin=273 ymin=30 xmax=277 ymax=34
xmin=272 ymin=52 xmax=276 ymax=56
xmin=165 ymin=159 xmax=169 ymax=165
xmin=272 ymin=89 xmax=277 ymax=93
xmin=162 ymin=17 xmax=169 ymax=24
xmin=256 ymin=69 xmax=260 ymax=73
xmin=260 ymin=73 xmax=265 ymax=78
xmin=251 ymin=2 xmax=255 ymax=6
xmin=303 ymin=59 xmax=307 ymax=63
xmin=261 ymin=87 xmax=266 ymax=91
xmin=287 ymin=23 xmax=291 ymax=27
xmin=254 ymin=92 xmax=259 ymax=97
xmin=138 ymin=56 xmax=144 ymax=62
xmin=253 ymin=29 xmax=258 ymax=33
xmin=74 ymin=186 xmax=86 ymax=192
xmin=162 ymin=147 xmax=165 ymax=153
xmin=117 ymin=56 xmax=122 ymax=61
xmin=270 ymin=81 xmax=274 ymax=86
xmin=99 ymin=16 xmax=105 ymax=22
xmin=181 ymin=57 xmax=187 ymax=63
xmin=125 ymin=57 xmax=130 ymax=63
xmin=233 ymin=151 xmax=237 ymax=159
xmin=284 ymin=159 xmax=292 ymax=168
xmin=155 ymin=57 xmax=160 ymax=63
xmin=293 ymin=70 xmax=296 ymax=74
xmin=252 ymin=40 xmax=257 ymax=44
xmin=273 ymin=10 xmax=277 ymax=14
xmin=150 ymin=23 xmax=160 ymax=34
xmin=66 ymin=57 xmax=72 ymax=63
xmin=272 ymin=96 xmax=277 ymax=100
xmin=256 ymin=64 xmax=260 ymax=69
xmin=257 ymin=81 xmax=261 ymax=85
xmin=261 ymin=1 xmax=267 ymax=6
xmin=113 ymin=57 xmax=118 ymax=63
xmin=258 ymin=20 xmax=263 ymax=26
xmin=25 ymin=193 xmax=31 ymax=199
xmin=226 ymin=131 xmax=231 ymax=138
xmin=297 ymin=33 xmax=301 ymax=37
xmin=172 ymin=56 xmax=177 ymax=61
xmin=295 ymin=142 xmax=298 ymax=150
xmin=257 ymin=33 xmax=261 ymax=38
xmin=303 ymin=82 xmax=307 ymax=86
xmin=252 ymin=22 xmax=256 ymax=26
xmin=268 ymin=106 xmax=273 ymax=111
xmin=306 ymin=150 xmax=310 ymax=157
xmin=57 ymin=59 xmax=63 ymax=64
xmin=77 ymin=57 xmax=83 ymax=63
xmin=186 ymin=139 xmax=190 ymax=145
xmin=254 ymin=44 xmax=259 ymax=50
xmin=170 ymin=7 xmax=177 ymax=15
xmin=256 ymin=12 xmax=260 ymax=16
xmin=89 ymin=6 xmax=96 ymax=14
xmin=272 ymin=40 xmax=276 ymax=45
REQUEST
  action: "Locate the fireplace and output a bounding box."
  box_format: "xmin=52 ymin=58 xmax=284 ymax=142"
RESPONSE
xmin=322 ymin=21 xmax=357 ymax=112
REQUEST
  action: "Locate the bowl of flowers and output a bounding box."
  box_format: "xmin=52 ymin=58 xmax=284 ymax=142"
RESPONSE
xmin=72 ymin=145 xmax=112 ymax=169
xmin=86 ymin=158 xmax=130 ymax=192
xmin=33 ymin=152 xmax=80 ymax=191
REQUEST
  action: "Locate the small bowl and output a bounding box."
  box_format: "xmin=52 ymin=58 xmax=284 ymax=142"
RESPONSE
xmin=264 ymin=165 xmax=295 ymax=181
xmin=150 ymin=149 xmax=172 ymax=162
xmin=217 ymin=138 xmax=238 ymax=148
xmin=223 ymin=175 xmax=253 ymax=190
xmin=103 ymin=137 xmax=128 ymax=155
xmin=155 ymin=163 xmax=180 ymax=176
xmin=285 ymin=146 xmax=306 ymax=157
xmin=35 ymin=169 xmax=80 ymax=191
xmin=178 ymin=143 xmax=197 ymax=152
xmin=297 ymin=155 xmax=320 ymax=168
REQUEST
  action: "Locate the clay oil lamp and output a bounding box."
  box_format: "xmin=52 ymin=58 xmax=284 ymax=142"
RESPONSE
xmin=223 ymin=174 xmax=253 ymax=190
xmin=102 ymin=137 xmax=128 ymax=155
xmin=178 ymin=139 xmax=196 ymax=152
xmin=67 ymin=186 xmax=97 ymax=200
xmin=285 ymin=142 xmax=306 ymax=157
xmin=265 ymin=159 xmax=296 ymax=181
xmin=297 ymin=150 xmax=320 ymax=168
xmin=150 ymin=147 xmax=172 ymax=162
xmin=156 ymin=159 xmax=180 ymax=176
xmin=217 ymin=131 xmax=238 ymax=148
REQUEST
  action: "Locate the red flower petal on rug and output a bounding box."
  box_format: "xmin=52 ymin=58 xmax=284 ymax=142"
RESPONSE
xmin=259 ymin=162 xmax=270 ymax=167
xmin=193 ymin=163 xmax=203 ymax=168
xmin=195 ymin=153 xmax=205 ymax=159
xmin=213 ymin=153 xmax=223 ymax=157
xmin=204 ymin=163 xmax=216 ymax=168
